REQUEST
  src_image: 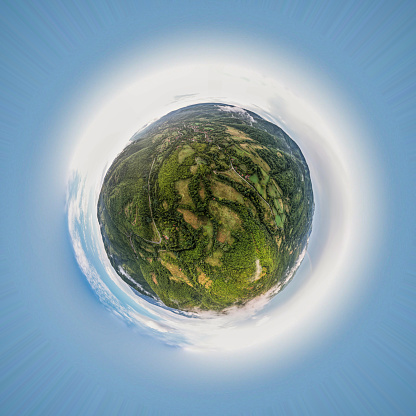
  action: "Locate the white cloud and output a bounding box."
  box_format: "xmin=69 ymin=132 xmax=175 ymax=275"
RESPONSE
xmin=217 ymin=104 xmax=255 ymax=124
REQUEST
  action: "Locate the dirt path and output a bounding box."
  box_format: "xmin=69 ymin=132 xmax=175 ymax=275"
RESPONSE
xmin=251 ymin=259 xmax=262 ymax=281
xmin=129 ymin=234 xmax=139 ymax=257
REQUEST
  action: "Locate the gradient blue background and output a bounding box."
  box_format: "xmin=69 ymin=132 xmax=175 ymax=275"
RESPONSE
xmin=1 ymin=1 xmax=415 ymax=415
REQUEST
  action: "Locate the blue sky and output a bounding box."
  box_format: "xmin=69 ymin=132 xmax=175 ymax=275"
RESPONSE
xmin=1 ymin=1 xmax=415 ymax=415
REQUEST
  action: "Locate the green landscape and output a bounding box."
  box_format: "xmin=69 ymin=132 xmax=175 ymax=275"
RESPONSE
xmin=97 ymin=103 xmax=314 ymax=311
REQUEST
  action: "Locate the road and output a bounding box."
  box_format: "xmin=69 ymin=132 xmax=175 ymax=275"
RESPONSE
xmin=146 ymin=158 xmax=162 ymax=244
xmin=132 ymin=124 xmax=279 ymax=254
xmin=188 ymin=122 xmax=278 ymax=227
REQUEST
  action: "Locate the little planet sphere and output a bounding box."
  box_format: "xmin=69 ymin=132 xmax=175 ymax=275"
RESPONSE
xmin=97 ymin=103 xmax=314 ymax=312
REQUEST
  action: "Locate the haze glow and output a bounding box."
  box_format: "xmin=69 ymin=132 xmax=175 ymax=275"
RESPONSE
xmin=67 ymin=55 xmax=382 ymax=354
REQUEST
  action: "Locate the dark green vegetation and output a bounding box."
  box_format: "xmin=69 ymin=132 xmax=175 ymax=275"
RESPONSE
xmin=97 ymin=104 xmax=314 ymax=311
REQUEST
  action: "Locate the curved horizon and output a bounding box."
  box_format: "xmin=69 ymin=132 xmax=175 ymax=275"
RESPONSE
xmin=1 ymin=1 xmax=415 ymax=415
